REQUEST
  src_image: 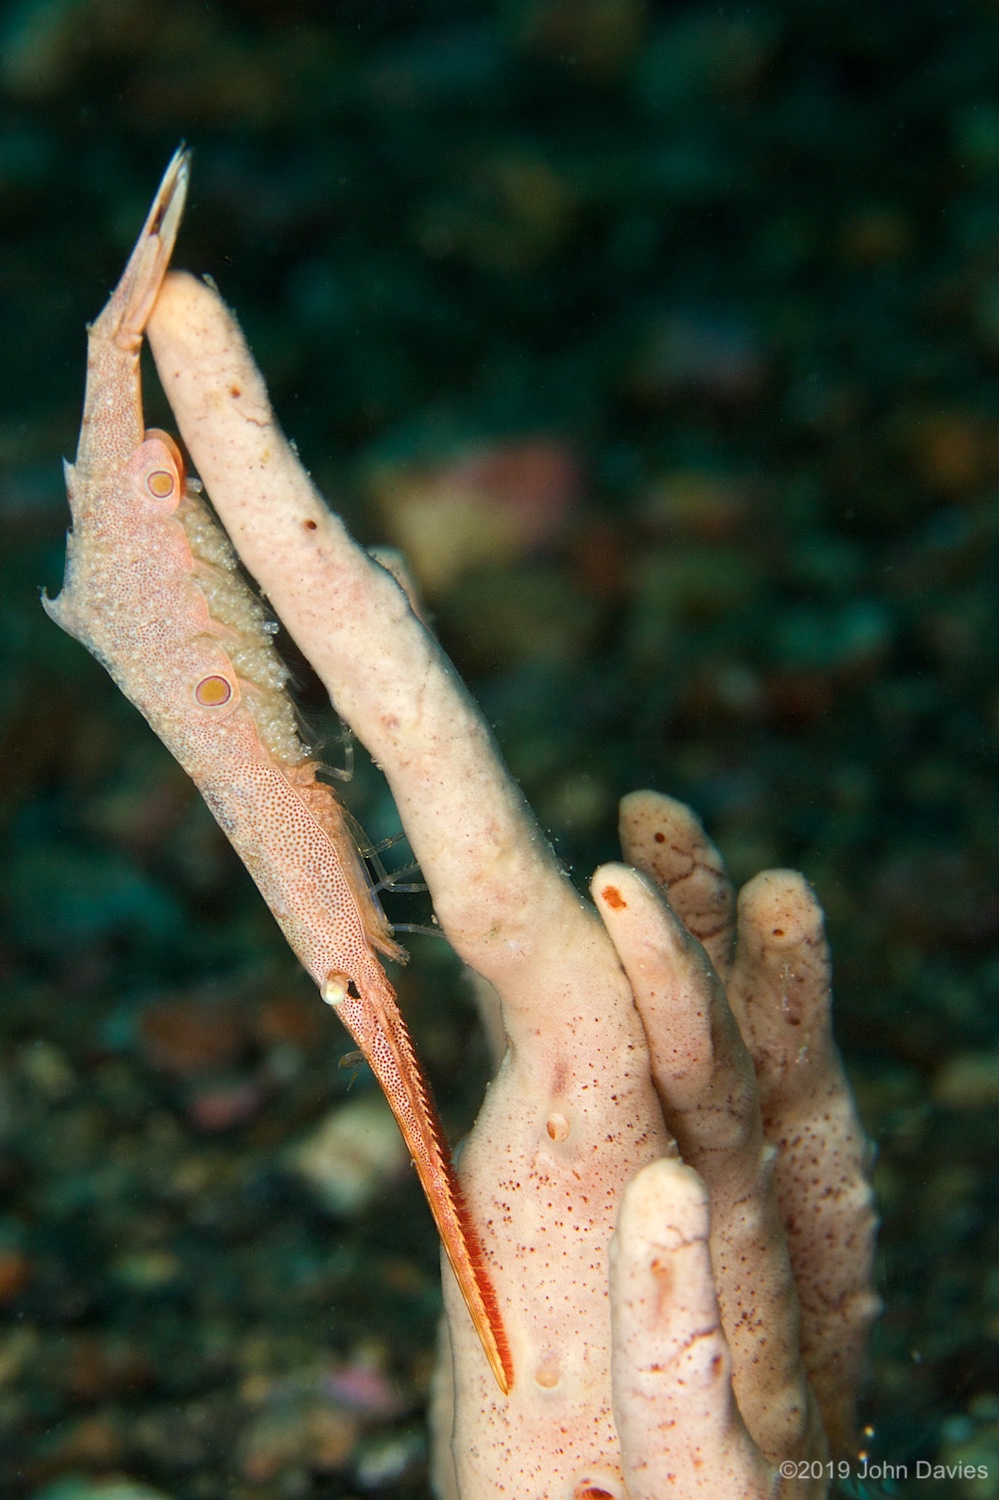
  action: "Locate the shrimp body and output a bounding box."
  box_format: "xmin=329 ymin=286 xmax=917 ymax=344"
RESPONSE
xmin=44 ymin=152 xmax=512 ymax=1396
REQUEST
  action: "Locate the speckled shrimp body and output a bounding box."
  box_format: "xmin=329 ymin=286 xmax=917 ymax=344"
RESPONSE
xmin=43 ymin=151 xmax=512 ymax=1397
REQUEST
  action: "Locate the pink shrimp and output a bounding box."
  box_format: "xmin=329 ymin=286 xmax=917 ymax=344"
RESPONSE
xmin=43 ymin=149 xmax=511 ymax=1395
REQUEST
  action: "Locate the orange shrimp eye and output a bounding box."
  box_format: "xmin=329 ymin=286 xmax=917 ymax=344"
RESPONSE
xmin=195 ymin=674 xmax=233 ymax=707
xmin=140 ymin=428 xmax=186 ymax=507
xmin=147 ymin=469 xmax=175 ymax=500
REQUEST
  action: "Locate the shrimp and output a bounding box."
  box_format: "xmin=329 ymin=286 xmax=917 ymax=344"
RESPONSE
xmin=43 ymin=150 xmax=512 ymax=1395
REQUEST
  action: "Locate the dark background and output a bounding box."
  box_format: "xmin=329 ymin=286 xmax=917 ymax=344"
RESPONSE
xmin=2 ymin=1 xmax=999 ymax=1496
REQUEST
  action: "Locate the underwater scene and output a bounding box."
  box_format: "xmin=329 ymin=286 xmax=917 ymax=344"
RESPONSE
xmin=1 ymin=1 xmax=998 ymax=1497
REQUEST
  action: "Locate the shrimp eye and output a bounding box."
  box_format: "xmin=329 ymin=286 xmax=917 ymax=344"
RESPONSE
xmin=139 ymin=428 xmax=185 ymax=509
xmin=195 ymin=674 xmax=233 ymax=707
xmin=147 ymin=469 xmax=175 ymax=500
